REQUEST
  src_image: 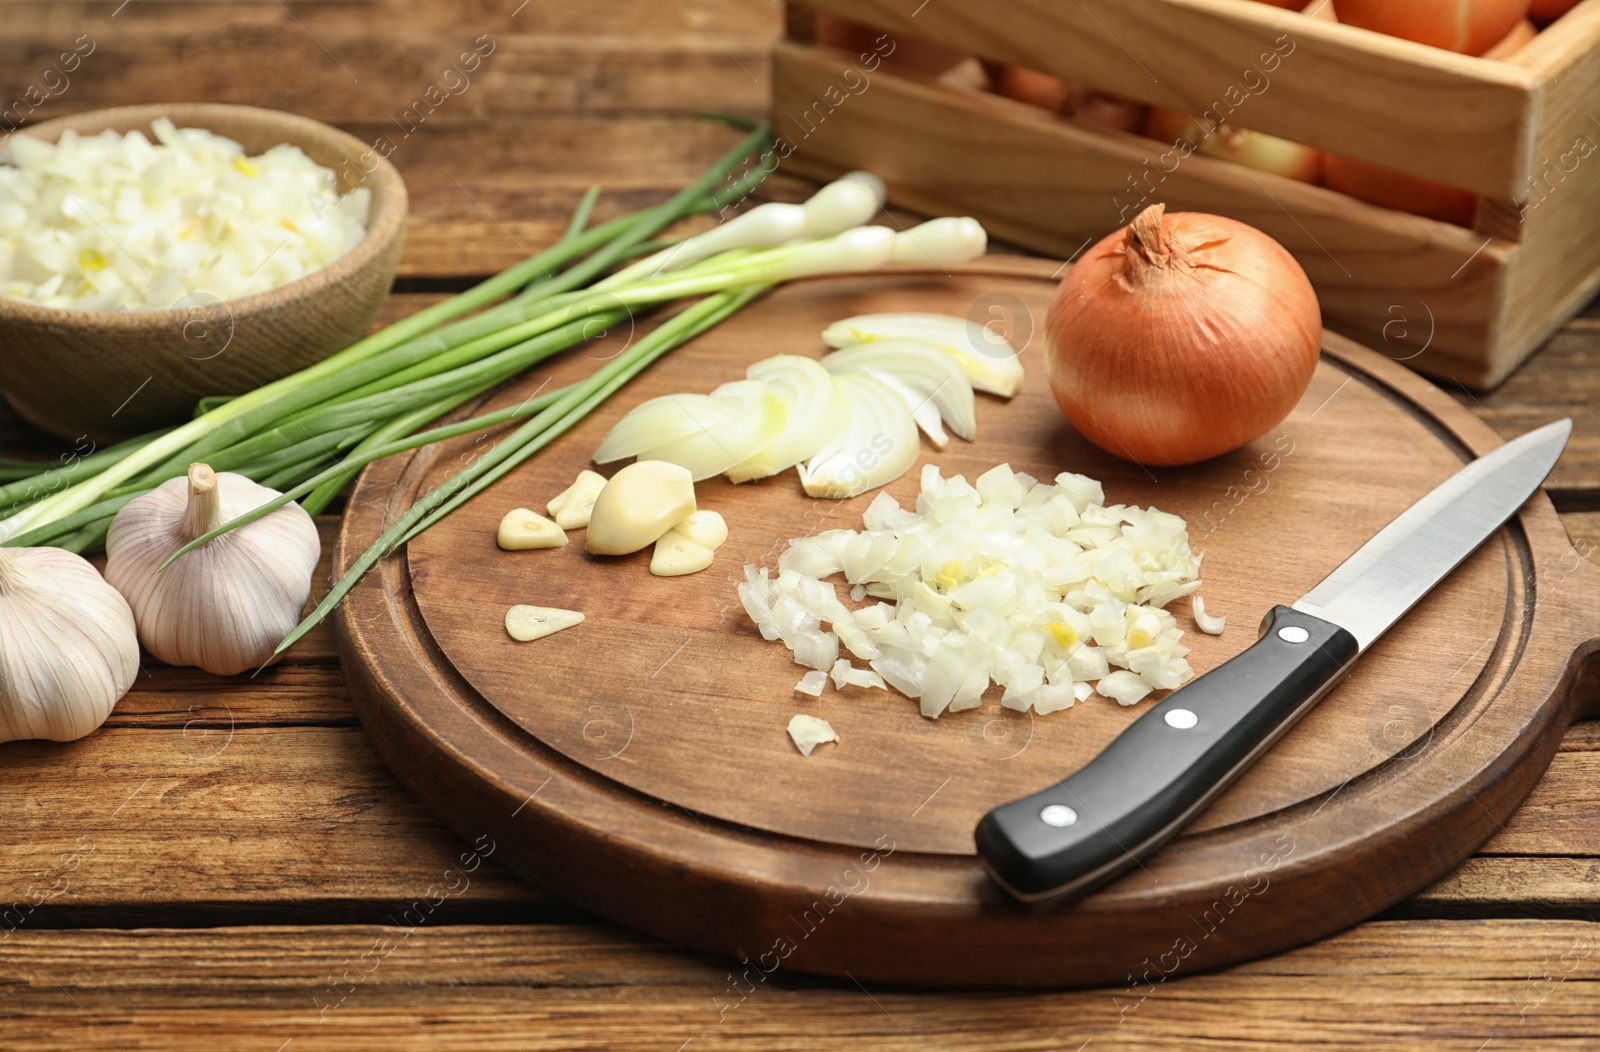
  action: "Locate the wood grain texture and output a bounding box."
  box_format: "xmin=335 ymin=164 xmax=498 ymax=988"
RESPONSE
xmin=0 ymin=921 xmax=1596 ymax=1051
xmin=336 ymin=259 xmax=1600 ymax=985
xmin=1499 ymin=1 xmax=1600 ymax=394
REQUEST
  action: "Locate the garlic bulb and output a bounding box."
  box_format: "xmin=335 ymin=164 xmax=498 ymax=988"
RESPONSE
xmin=105 ymin=464 xmax=321 ymax=676
xmin=0 ymin=546 xmax=140 ymax=743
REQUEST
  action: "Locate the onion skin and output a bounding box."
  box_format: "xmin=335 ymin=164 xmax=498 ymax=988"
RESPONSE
xmin=1323 ymin=155 xmax=1479 ymax=227
xmin=1331 ymin=0 xmax=1531 ymax=54
xmin=1046 ymin=205 xmax=1322 ymax=466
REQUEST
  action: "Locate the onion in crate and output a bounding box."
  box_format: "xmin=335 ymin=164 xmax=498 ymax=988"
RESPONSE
xmin=1332 ymin=0 xmax=1533 ymax=54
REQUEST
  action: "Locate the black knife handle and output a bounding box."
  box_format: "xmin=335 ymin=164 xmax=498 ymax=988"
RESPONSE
xmin=975 ymin=606 xmax=1359 ymax=909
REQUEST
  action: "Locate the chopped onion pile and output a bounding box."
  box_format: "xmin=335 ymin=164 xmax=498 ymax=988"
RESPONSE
xmin=740 ymin=464 xmax=1203 ymax=718
xmin=595 ymin=313 xmax=1022 ymax=498
xmin=0 ymin=117 xmax=370 ymax=310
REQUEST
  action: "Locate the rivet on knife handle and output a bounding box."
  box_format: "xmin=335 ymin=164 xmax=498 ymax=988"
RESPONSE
xmin=975 ymin=606 xmax=1358 ymax=909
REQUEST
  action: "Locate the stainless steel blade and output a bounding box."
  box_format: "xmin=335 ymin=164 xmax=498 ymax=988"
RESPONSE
xmin=1292 ymin=419 xmax=1571 ymax=651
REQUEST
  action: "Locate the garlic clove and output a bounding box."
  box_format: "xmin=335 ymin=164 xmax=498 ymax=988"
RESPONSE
xmin=671 ymin=509 xmax=728 ymax=551
xmin=650 ymin=530 xmax=716 ymax=577
xmin=497 ymin=508 xmax=567 ymax=550
xmin=105 ymin=463 xmax=321 ymax=677
xmin=0 ymin=547 xmax=139 ymax=744
xmin=547 ymin=469 xmax=607 ymax=530
xmin=585 ymin=461 xmax=696 ymax=556
xmin=505 ymin=604 xmax=584 ymax=642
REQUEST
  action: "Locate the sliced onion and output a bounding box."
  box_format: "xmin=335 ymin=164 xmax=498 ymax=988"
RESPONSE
xmin=821 ymin=339 xmax=977 ymax=441
xmin=823 ymin=312 xmax=1024 ymax=398
xmin=636 ymin=379 xmax=786 ymax=481
xmin=729 ymin=355 xmax=848 ymax=482
xmin=798 ymin=373 xmax=921 ymax=499
xmin=593 ymin=393 xmax=736 ymax=463
xmin=870 ymin=371 xmax=948 ymax=448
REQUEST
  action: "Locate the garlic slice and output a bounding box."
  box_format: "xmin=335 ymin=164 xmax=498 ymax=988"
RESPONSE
xmin=798 ymin=373 xmax=920 ymax=499
xmin=822 ymin=312 xmax=1024 ymax=398
xmin=505 ymin=605 xmax=584 ymax=642
xmin=547 ymin=470 xmax=607 ymax=529
xmin=787 ymin=712 xmax=837 ymax=754
xmin=585 ymin=461 xmax=696 ymax=556
xmin=650 ymin=531 xmax=716 ymax=577
xmin=671 ymin=510 xmax=728 ymax=550
xmin=497 ymin=508 xmax=567 ymax=550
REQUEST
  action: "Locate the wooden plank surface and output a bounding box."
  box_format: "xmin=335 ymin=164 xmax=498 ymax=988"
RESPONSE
xmin=1 ymin=921 xmax=1598 ymax=1051
xmin=1 ymin=0 xmax=1598 ymax=1044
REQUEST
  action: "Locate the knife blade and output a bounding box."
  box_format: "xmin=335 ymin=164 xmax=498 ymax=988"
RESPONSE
xmin=975 ymin=418 xmax=1573 ymax=909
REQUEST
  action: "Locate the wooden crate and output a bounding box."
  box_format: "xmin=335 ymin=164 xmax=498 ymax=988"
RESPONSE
xmin=771 ymin=0 xmax=1600 ymax=388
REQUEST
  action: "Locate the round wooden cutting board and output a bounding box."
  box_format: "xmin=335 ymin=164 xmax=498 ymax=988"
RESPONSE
xmin=337 ymin=258 xmax=1600 ymax=987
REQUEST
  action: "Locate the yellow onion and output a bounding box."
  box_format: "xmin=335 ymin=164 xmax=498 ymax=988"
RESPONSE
xmin=1045 ymin=204 xmax=1321 ymax=466
xmin=1331 ymin=0 xmax=1531 ymax=54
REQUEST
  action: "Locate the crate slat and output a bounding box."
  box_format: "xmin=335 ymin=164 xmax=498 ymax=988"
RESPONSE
xmin=800 ymin=0 xmax=1539 ymax=200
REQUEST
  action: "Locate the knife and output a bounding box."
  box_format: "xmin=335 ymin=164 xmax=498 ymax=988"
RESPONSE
xmin=975 ymin=418 xmax=1573 ymax=909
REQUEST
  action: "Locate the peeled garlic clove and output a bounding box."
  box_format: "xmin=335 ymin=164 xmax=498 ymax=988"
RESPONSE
xmin=505 ymin=605 xmax=584 ymax=642
xmin=671 ymin=509 xmax=728 ymax=551
xmin=105 ymin=463 xmax=321 ymax=677
xmin=547 ymin=470 xmax=607 ymax=530
xmin=585 ymin=461 xmax=696 ymax=556
xmin=0 ymin=547 xmax=139 ymax=744
xmin=650 ymin=530 xmax=716 ymax=577
xmin=497 ymin=508 xmax=567 ymax=550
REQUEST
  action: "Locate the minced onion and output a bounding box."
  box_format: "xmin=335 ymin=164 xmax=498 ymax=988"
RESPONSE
xmin=1192 ymin=595 xmax=1227 ymax=635
xmin=740 ymin=464 xmax=1201 ymax=718
xmin=0 ymin=117 xmax=369 ymax=310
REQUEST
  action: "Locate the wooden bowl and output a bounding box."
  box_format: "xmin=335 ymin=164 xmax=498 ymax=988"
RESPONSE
xmin=0 ymin=104 xmax=407 ymax=439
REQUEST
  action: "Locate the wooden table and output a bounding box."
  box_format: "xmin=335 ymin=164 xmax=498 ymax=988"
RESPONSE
xmin=3 ymin=3 xmax=1598 ymax=1047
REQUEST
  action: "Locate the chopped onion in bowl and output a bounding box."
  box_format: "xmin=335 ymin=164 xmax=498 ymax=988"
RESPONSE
xmin=0 ymin=117 xmax=370 ymax=311
xmin=740 ymin=464 xmax=1202 ymax=718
